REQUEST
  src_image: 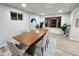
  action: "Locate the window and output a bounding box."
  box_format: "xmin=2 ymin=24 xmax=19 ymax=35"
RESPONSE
xmin=11 ymin=11 xmax=17 ymax=20
xmin=18 ymin=13 xmax=23 ymax=20
xmin=10 ymin=11 xmax=23 ymax=20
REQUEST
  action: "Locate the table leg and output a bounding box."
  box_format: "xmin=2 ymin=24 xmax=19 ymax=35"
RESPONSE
xmin=26 ymin=45 xmax=35 ymax=56
xmin=26 ymin=33 xmax=46 ymax=56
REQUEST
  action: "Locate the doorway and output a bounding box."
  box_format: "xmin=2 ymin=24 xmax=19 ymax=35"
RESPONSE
xmin=45 ymin=16 xmax=61 ymax=28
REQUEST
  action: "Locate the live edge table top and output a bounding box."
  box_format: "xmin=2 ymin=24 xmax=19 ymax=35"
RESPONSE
xmin=14 ymin=29 xmax=48 ymax=46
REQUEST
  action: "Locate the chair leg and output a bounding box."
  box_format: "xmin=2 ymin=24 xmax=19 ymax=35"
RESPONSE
xmin=46 ymin=40 xmax=48 ymax=48
xmin=45 ymin=45 xmax=46 ymax=51
xmin=41 ymin=47 xmax=43 ymax=56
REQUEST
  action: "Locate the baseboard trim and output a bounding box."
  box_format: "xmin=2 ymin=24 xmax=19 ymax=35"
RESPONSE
xmin=69 ymin=37 xmax=79 ymax=42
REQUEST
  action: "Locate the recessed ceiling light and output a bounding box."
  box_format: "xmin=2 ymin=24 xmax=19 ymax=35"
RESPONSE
xmin=40 ymin=13 xmax=44 ymax=15
xmin=58 ymin=10 xmax=63 ymax=13
xmin=21 ymin=3 xmax=26 ymax=7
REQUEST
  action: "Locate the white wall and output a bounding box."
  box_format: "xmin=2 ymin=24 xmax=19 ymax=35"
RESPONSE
xmin=61 ymin=14 xmax=70 ymax=26
xmin=69 ymin=6 xmax=79 ymax=41
xmin=0 ymin=4 xmax=41 ymax=47
xmin=43 ymin=13 xmax=70 ymax=26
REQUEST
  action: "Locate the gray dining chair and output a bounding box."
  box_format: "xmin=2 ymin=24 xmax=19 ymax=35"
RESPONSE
xmin=35 ymin=33 xmax=49 ymax=56
xmin=7 ymin=41 xmax=28 ymax=56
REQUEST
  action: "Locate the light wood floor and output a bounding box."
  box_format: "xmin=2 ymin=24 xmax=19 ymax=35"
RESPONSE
xmin=0 ymin=32 xmax=79 ymax=56
xmin=52 ymin=33 xmax=79 ymax=56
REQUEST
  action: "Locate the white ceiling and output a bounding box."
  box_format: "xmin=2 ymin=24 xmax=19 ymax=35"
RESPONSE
xmin=4 ymin=3 xmax=79 ymax=16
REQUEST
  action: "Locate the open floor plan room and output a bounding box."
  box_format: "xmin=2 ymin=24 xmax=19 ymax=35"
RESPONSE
xmin=0 ymin=3 xmax=79 ymax=56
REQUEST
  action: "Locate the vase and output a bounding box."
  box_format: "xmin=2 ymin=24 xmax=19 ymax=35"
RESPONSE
xmin=35 ymin=29 xmax=39 ymax=33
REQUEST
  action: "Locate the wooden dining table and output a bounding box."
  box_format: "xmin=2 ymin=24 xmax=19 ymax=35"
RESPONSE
xmin=14 ymin=29 xmax=48 ymax=56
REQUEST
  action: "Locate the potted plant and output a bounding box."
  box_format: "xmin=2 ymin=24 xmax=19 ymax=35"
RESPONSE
xmin=60 ymin=24 xmax=68 ymax=35
xmin=40 ymin=22 xmax=44 ymax=29
xmin=31 ymin=18 xmax=44 ymax=33
xmin=35 ymin=24 xmax=40 ymax=29
xmin=45 ymin=20 xmax=48 ymax=27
